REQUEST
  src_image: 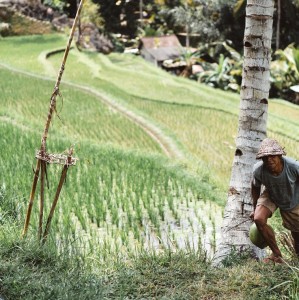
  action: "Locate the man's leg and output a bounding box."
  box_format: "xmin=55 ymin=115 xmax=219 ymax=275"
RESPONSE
xmin=291 ymin=231 xmax=299 ymax=256
xmin=254 ymin=205 xmax=282 ymax=258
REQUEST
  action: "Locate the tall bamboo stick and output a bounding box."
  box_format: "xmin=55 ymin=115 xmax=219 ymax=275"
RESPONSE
xmin=41 ymin=0 xmax=85 ymax=152
xmin=38 ymin=161 xmax=46 ymax=240
xmin=22 ymin=0 xmax=85 ymax=237
xmin=22 ymin=159 xmax=41 ymax=236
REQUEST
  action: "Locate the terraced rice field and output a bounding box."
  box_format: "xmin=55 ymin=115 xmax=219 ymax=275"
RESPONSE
xmin=0 ymin=34 xmax=299 ymax=259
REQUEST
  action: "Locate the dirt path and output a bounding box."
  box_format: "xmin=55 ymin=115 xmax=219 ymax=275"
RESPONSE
xmin=0 ymin=60 xmax=185 ymax=160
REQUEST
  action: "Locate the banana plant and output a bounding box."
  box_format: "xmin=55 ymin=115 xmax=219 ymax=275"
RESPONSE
xmin=270 ymin=43 xmax=299 ymax=97
xmin=197 ymin=54 xmax=234 ymax=90
xmin=196 ymin=41 xmax=242 ymax=91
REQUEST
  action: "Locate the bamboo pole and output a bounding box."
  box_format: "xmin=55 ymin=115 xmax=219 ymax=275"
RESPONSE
xmin=38 ymin=161 xmax=46 ymax=240
xmin=22 ymin=159 xmax=41 ymax=236
xmin=41 ymin=0 xmax=85 ymax=152
xmin=22 ymin=0 xmax=85 ymax=237
xmin=42 ymin=149 xmax=73 ymax=244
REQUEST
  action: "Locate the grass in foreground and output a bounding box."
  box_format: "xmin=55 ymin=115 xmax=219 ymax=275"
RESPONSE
xmin=0 ymin=224 xmax=297 ymax=300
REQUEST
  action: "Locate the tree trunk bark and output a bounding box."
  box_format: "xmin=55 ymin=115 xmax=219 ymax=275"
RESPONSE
xmin=186 ymin=24 xmax=190 ymax=48
xmin=276 ymin=0 xmax=281 ymax=50
xmin=213 ymin=0 xmax=274 ymax=266
xmin=140 ymin=0 xmax=143 ymax=27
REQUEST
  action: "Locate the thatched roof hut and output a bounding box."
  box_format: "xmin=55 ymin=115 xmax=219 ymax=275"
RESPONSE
xmin=139 ymin=35 xmax=182 ymax=66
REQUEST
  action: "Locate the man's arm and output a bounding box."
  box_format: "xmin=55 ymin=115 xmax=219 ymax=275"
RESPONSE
xmin=251 ymin=181 xmax=261 ymax=211
xmin=250 ymin=181 xmax=261 ymax=220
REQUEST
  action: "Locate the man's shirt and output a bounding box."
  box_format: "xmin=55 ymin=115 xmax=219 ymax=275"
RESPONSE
xmin=253 ymin=156 xmax=299 ymax=211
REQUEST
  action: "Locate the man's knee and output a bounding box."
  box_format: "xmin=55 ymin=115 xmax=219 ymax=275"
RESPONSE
xmin=254 ymin=205 xmax=271 ymax=227
xmin=254 ymin=216 xmax=267 ymax=228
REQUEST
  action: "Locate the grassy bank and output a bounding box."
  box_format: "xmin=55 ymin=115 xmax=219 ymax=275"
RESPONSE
xmin=0 ymin=227 xmax=296 ymax=299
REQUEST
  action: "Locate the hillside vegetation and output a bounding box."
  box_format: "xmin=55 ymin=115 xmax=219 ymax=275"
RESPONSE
xmin=0 ymin=34 xmax=299 ymax=299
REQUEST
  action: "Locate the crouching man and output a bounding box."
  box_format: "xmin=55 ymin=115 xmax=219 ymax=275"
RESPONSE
xmin=250 ymin=138 xmax=299 ymax=263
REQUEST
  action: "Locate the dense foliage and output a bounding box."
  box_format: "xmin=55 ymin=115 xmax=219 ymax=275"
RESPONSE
xmin=37 ymin=0 xmax=299 ymax=50
xmin=29 ymin=0 xmax=299 ymax=103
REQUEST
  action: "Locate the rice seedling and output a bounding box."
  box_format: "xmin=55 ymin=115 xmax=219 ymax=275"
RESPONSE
xmin=0 ymin=113 xmax=224 ymax=260
xmin=0 ymin=67 xmax=162 ymax=154
xmin=0 ymin=35 xmax=67 ymax=74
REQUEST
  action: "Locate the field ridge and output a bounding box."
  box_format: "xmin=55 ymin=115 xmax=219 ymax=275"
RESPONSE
xmin=0 ymin=60 xmax=184 ymax=160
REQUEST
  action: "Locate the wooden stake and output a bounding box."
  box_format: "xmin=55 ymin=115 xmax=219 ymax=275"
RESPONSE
xmin=39 ymin=161 xmax=46 ymax=240
xmin=22 ymin=0 xmax=85 ymax=237
xmin=41 ymin=0 xmax=85 ymax=151
xmin=22 ymin=159 xmax=41 ymax=236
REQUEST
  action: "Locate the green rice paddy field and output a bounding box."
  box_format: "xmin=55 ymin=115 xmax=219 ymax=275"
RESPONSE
xmin=0 ymin=34 xmax=299 ymax=262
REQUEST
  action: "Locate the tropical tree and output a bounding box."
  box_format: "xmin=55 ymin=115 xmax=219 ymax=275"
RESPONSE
xmin=196 ymin=41 xmax=243 ymax=91
xmin=270 ymin=43 xmax=299 ymax=101
xmin=233 ymin=0 xmax=299 ymax=50
xmin=80 ymin=0 xmax=103 ymax=28
xmin=168 ymin=1 xmax=200 ymax=48
xmin=163 ymin=0 xmax=220 ymax=48
xmin=213 ymin=0 xmax=274 ymax=265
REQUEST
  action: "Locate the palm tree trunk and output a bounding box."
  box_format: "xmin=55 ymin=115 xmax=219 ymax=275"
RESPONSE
xmin=186 ymin=24 xmax=190 ymax=48
xmin=140 ymin=0 xmax=143 ymax=27
xmin=213 ymin=0 xmax=274 ymax=266
xmin=276 ymin=0 xmax=281 ymax=50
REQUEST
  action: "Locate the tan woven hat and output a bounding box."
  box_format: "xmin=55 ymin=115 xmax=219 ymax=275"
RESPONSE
xmin=256 ymin=138 xmax=286 ymax=159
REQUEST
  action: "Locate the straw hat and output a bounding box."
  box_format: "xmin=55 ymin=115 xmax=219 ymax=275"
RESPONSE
xmin=256 ymin=138 xmax=286 ymax=159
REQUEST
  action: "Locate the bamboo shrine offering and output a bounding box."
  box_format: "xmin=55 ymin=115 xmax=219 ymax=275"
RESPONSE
xmin=22 ymin=0 xmax=85 ymax=243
